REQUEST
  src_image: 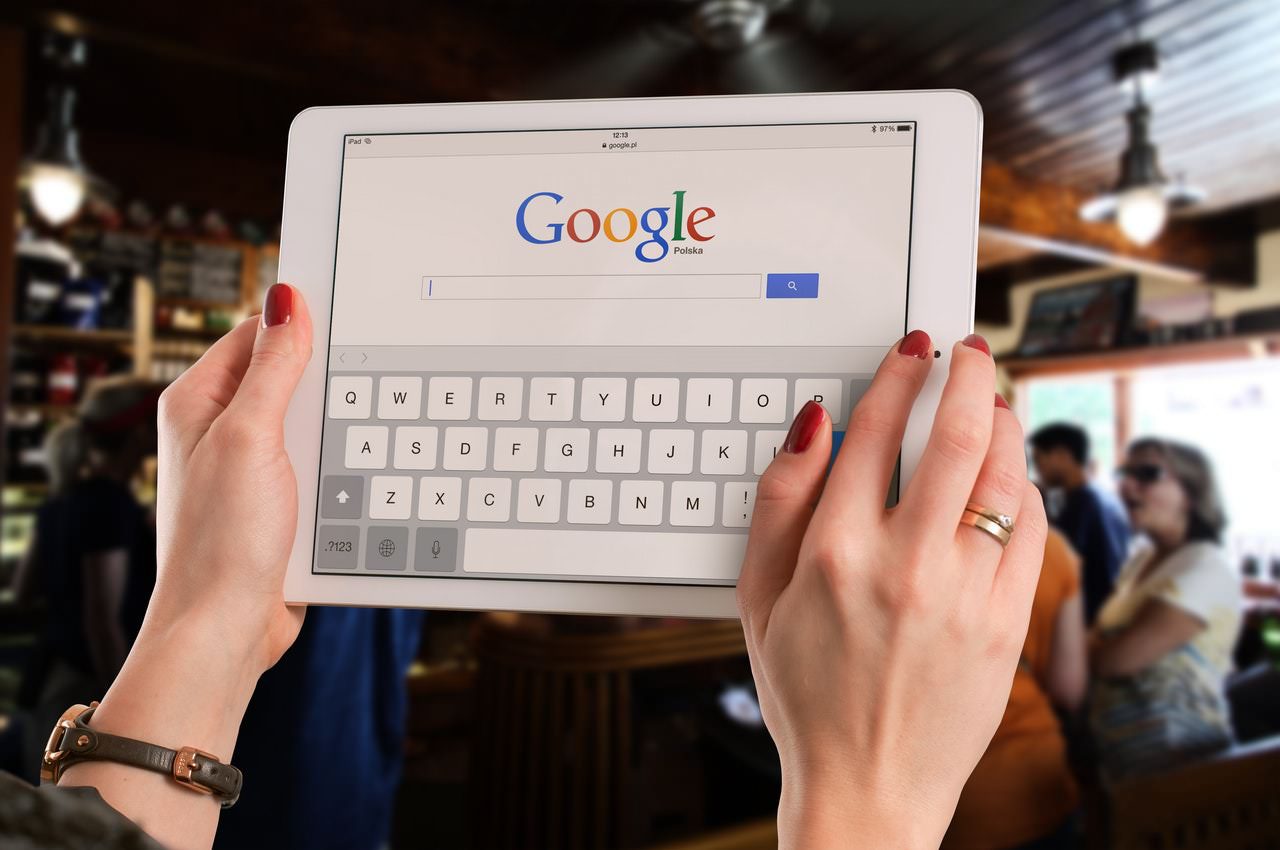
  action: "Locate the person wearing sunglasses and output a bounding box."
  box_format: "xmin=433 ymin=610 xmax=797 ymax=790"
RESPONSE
xmin=1089 ymin=438 xmax=1242 ymax=781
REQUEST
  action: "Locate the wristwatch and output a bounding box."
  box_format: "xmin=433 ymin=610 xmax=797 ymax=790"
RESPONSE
xmin=41 ymin=702 xmax=243 ymax=808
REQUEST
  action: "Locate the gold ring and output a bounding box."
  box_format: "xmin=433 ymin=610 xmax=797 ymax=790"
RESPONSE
xmin=965 ymin=502 xmax=1015 ymax=533
xmin=960 ymin=510 xmax=1013 ymax=547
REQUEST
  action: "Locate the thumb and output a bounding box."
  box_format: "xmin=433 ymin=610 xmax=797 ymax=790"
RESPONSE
xmin=226 ymin=283 xmax=314 ymax=429
xmin=736 ymin=400 xmax=831 ymax=637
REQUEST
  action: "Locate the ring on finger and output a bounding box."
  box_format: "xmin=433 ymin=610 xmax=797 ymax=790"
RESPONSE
xmin=960 ymin=502 xmax=1014 ymax=547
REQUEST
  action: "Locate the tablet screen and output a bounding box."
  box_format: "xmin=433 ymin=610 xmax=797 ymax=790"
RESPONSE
xmin=314 ymin=121 xmax=916 ymax=585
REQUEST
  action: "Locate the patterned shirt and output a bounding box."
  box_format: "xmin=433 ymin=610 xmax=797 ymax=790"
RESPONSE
xmin=1090 ymin=540 xmax=1242 ymax=781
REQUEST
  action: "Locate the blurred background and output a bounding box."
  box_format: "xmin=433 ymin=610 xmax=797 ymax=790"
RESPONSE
xmin=1 ymin=1 xmax=1279 ymax=848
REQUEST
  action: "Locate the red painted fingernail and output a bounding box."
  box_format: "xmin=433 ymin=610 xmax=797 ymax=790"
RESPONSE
xmin=962 ymin=333 xmax=990 ymax=356
xmin=994 ymin=393 xmax=1010 ymax=410
xmin=262 ymin=283 xmax=293 ymax=328
xmin=898 ymin=329 xmax=932 ymax=360
xmin=783 ymin=400 xmax=826 ymax=454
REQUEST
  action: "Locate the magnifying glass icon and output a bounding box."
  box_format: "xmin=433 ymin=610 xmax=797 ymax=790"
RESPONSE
xmin=787 ymin=280 xmax=798 ymax=291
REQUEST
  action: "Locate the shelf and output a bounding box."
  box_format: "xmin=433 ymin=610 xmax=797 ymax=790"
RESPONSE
xmin=11 ymin=324 xmax=133 ymax=350
xmin=155 ymin=295 xmax=246 ymax=310
xmin=999 ymin=333 xmax=1280 ymax=378
xmin=6 ymin=403 xmax=76 ymax=418
xmin=154 ymin=326 xmax=232 ymax=341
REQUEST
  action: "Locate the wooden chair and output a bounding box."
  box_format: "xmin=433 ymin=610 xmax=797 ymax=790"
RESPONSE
xmin=1104 ymin=736 xmax=1280 ymax=849
xmin=469 ymin=617 xmax=748 ymax=849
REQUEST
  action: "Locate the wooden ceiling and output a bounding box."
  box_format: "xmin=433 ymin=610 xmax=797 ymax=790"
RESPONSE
xmin=7 ymin=0 xmax=1278 ymax=240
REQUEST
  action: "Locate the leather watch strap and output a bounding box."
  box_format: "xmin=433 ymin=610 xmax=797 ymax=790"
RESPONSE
xmin=43 ymin=704 xmax=242 ymax=808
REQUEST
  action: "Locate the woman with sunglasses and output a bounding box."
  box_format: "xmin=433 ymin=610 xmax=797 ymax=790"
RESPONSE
xmin=1089 ymin=439 xmax=1242 ymax=780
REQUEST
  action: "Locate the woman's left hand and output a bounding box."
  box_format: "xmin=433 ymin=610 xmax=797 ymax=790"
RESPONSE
xmin=149 ymin=282 xmax=314 ymax=676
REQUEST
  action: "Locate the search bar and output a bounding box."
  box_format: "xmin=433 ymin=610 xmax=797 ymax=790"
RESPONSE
xmin=421 ymin=274 xmax=761 ymax=301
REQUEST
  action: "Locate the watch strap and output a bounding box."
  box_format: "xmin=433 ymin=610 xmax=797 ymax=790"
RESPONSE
xmin=43 ymin=705 xmax=242 ymax=808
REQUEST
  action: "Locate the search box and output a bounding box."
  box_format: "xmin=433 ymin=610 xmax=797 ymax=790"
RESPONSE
xmin=421 ymin=274 xmax=761 ymax=301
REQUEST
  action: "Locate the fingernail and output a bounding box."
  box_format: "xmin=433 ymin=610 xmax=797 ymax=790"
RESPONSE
xmin=262 ymin=283 xmax=293 ymax=328
xmin=898 ymin=329 xmax=932 ymax=360
xmin=962 ymin=333 xmax=990 ymax=356
xmin=783 ymin=400 xmax=825 ymax=454
xmin=995 ymin=393 xmax=1010 ymax=410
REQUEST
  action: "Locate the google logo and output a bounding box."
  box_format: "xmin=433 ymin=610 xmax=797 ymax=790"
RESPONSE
xmin=515 ymin=190 xmax=716 ymax=264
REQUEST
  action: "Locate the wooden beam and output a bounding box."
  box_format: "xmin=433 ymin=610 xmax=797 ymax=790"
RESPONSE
xmin=979 ymin=159 xmax=1257 ymax=285
xmin=0 ymin=25 xmax=24 ymax=498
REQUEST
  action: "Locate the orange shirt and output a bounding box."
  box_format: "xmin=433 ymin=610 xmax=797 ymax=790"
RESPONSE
xmin=943 ymin=529 xmax=1081 ymax=850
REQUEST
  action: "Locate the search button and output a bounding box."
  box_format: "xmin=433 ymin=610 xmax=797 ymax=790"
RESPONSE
xmin=766 ymin=273 xmax=819 ymax=299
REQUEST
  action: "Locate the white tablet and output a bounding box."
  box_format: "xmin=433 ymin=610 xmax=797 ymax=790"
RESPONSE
xmin=279 ymin=91 xmax=982 ymax=618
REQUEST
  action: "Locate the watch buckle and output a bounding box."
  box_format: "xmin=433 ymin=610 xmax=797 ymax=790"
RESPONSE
xmin=173 ymin=746 xmax=219 ymax=794
xmin=40 ymin=703 xmax=93 ymax=782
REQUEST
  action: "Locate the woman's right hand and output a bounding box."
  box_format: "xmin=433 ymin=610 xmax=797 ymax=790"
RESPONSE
xmin=737 ymin=331 xmax=1047 ymax=849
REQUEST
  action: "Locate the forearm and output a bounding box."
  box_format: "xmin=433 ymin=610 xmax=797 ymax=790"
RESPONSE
xmin=58 ymin=612 xmax=260 ymax=850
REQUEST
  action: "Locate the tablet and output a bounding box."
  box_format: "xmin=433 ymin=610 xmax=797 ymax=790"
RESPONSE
xmin=279 ymin=91 xmax=982 ymax=618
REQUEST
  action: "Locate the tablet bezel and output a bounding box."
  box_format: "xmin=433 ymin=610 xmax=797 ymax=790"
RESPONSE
xmin=279 ymin=91 xmax=982 ymax=619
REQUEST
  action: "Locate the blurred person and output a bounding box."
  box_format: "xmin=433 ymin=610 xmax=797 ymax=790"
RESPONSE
xmin=1090 ymin=438 xmax=1242 ymax=781
xmin=7 ymin=288 xmax=1049 ymax=850
xmin=1031 ymin=423 xmax=1130 ymax=624
xmin=3 ymin=377 xmax=160 ymax=782
xmin=944 ymin=529 xmax=1088 ymax=850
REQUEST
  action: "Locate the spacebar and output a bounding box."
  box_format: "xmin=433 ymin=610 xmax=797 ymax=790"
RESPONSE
xmin=463 ymin=528 xmax=747 ymax=581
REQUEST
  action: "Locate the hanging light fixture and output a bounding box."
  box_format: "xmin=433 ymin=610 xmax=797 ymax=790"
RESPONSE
xmin=1079 ymin=41 xmax=1204 ymax=246
xmin=19 ymin=31 xmax=108 ymax=227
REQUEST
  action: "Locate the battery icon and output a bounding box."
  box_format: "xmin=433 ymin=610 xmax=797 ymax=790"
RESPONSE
xmin=896 ymin=124 xmax=912 ymax=132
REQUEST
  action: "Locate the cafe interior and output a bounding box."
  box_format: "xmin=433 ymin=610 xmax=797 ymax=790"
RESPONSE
xmin=2 ymin=1 xmax=1279 ymax=848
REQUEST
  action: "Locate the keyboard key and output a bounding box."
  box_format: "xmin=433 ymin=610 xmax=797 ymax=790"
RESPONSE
xmin=647 ymin=430 xmax=695 ymax=475
xmin=529 ymin=377 xmax=575 ymax=421
xmin=670 ymin=481 xmax=716 ymax=527
xmin=567 ymin=479 xmax=613 ymax=524
xmin=393 ymin=426 xmax=438 ymax=470
xmin=377 ymin=376 xmax=423 ymax=419
xmin=618 ymin=480 xmax=664 ymax=525
xmin=321 ymin=475 xmax=364 ymax=520
xmin=580 ymin=377 xmax=627 ymax=422
xmin=632 ymin=378 xmax=680 ymax=422
xmin=595 ymin=429 xmax=642 ymax=473
xmin=753 ymin=430 xmax=788 ymax=474
xmin=794 ymin=378 xmax=844 ymax=426
xmin=722 ymin=482 xmax=758 ymax=528
xmin=467 ymin=477 xmax=512 ymax=522
xmin=544 ymin=428 xmax=590 ymax=472
xmin=700 ymin=430 xmax=748 ymax=475
xmin=366 ymin=526 xmax=408 ymax=570
xmin=418 ymin=477 xmax=462 ymax=521
xmin=427 ymin=376 xmax=473 ymax=420
xmin=463 ymin=529 xmax=747 ymax=581
xmin=329 ymin=376 xmax=372 ymax=419
xmin=316 ymin=525 xmax=359 ymax=570
xmin=414 ymin=527 xmax=458 ymax=571
xmin=369 ymin=475 xmax=413 ymax=520
xmin=493 ymin=427 xmax=539 ymax=472
xmin=517 ymin=478 xmax=562 ymax=523
xmin=739 ymin=378 xmax=788 ymax=423
xmin=345 ymin=426 xmax=388 ymax=469
xmin=685 ymin=378 xmax=733 ymax=423
xmin=477 ymin=377 xmax=523 ymax=421
xmin=443 ymin=427 xmax=488 ymax=471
